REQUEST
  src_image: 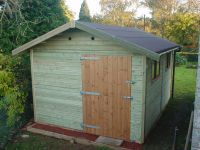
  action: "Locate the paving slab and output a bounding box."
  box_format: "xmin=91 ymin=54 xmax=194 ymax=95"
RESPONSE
xmin=95 ymin=136 xmax=123 ymax=146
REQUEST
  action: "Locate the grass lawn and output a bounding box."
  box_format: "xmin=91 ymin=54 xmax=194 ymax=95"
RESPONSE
xmin=5 ymin=132 xmax=111 ymax=150
xmin=143 ymin=66 xmax=196 ymax=150
xmin=4 ymin=66 xmax=196 ymax=150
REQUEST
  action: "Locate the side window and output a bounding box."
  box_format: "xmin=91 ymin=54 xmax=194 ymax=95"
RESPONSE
xmin=166 ymin=53 xmax=171 ymax=68
xmin=152 ymin=60 xmax=160 ymax=80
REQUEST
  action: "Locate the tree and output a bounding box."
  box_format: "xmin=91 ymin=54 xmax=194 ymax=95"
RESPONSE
xmin=142 ymin=0 xmax=200 ymax=49
xmin=135 ymin=16 xmax=153 ymax=32
xmin=1 ymin=0 xmax=73 ymax=53
xmin=141 ymin=0 xmax=183 ymax=36
xmin=79 ymin=0 xmax=91 ymax=22
xmin=179 ymin=0 xmax=200 ymax=13
xmin=93 ymin=0 xmax=139 ymax=27
xmin=165 ymin=13 xmax=199 ymax=49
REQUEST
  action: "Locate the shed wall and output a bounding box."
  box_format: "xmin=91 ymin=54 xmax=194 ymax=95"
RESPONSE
xmin=130 ymin=55 xmax=146 ymax=143
xmin=31 ymin=29 xmax=145 ymax=143
xmin=145 ymin=52 xmax=173 ymax=136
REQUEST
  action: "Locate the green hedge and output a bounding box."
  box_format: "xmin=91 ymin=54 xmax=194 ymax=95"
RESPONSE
xmin=176 ymin=52 xmax=198 ymax=68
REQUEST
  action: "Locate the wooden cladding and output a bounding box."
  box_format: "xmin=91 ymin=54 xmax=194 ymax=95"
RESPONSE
xmin=81 ymin=55 xmax=132 ymax=141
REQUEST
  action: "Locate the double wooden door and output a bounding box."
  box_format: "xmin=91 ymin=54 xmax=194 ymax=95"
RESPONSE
xmin=81 ymin=55 xmax=132 ymax=141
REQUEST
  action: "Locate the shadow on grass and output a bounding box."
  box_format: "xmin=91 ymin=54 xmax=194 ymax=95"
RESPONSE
xmin=143 ymin=66 xmax=196 ymax=150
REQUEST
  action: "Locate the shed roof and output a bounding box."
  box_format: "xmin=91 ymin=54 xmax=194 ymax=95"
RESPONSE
xmin=12 ymin=21 xmax=180 ymax=60
xmin=78 ymin=21 xmax=179 ymax=53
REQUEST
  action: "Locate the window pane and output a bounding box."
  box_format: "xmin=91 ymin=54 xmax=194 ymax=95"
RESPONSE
xmin=152 ymin=61 xmax=155 ymax=79
xmin=156 ymin=61 xmax=160 ymax=76
xmin=152 ymin=60 xmax=160 ymax=80
xmin=166 ymin=53 xmax=171 ymax=68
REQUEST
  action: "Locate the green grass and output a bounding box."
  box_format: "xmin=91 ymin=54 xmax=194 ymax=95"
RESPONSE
xmin=143 ymin=66 xmax=196 ymax=150
xmin=5 ymin=132 xmax=112 ymax=150
xmin=5 ymin=66 xmax=196 ymax=150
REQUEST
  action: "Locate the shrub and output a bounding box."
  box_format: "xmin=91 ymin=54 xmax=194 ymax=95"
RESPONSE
xmin=0 ymin=54 xmax=27 ymax=127
xmin=176 ymin=53 xmax=187 ymax=65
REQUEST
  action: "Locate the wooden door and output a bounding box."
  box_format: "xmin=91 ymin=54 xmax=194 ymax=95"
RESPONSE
xmin=81 ymin=55 xmax=132 ymax=141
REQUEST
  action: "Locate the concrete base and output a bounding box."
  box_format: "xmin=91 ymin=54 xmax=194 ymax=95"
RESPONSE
xmin=25 ymin=122 xmax=142 ymax=150
xmin=96 ymin=136 xmax=123 ymax=146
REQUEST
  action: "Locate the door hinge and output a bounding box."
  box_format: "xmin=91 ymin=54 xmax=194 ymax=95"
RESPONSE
xmin=80 ymin=91 xmax=100 ymax=96
xmin=80 ymin=123 xmax=100 ymax=129
xmin=123 ymin=96 xmax=133 ymax=100
xmin=80 ymin=57 xmax=100 ymax=61
xmin=125 ymin=80 xmax=136 ymax=84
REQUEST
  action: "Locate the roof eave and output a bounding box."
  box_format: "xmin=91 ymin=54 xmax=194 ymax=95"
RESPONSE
xmin=12 ymin=21 xmax=75 ymax=56
xmin=158 ymin=46 xmax=181 ymax=56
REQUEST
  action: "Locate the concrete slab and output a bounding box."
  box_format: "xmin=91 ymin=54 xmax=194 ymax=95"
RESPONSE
xmin=25 ymin=122 xmax=141 ymax=150
xmin=95 ymin=136 xmax=123 ymax=146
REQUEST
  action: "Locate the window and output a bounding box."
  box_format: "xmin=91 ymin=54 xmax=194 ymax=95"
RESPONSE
xmin=166 ymin=53 xmax=171 ymax=68
xmin=152 ymin=60 xmax=160 ymax=80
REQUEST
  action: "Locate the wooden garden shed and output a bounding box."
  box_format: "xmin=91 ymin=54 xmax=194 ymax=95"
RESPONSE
xmin=12 ymin=21 xmax=180 ymax=144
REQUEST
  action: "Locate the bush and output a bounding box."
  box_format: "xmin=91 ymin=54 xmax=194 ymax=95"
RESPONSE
xmin=0 ymin=54 xmax=28 ymax=127
xmin=176 ymin=53 xmax=187 ymax=65
xmin=177 ymin=52 xmax=198 ymax=68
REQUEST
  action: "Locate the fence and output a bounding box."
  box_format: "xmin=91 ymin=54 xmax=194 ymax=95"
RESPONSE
xmin=176 ymin=52 xmax=198 ymax=68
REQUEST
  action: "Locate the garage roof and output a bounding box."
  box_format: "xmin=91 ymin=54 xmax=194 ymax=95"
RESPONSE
xmin=12 ymin=21 xmax=180 ymax=60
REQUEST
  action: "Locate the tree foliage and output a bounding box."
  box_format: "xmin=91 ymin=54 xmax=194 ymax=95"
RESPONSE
xmin=93 ymin=0 xmax=139 ymax=27
xmin=0 ymin=54 xmax=27 ymax=126
xmin=165 ymin=13 xmax=199 ymax=47
xmin=79 ymin=0 xmax=91 ymax=22
xmin=141 ymin=0 xmax=200 ymax=50
xmin=0 ymin=0 xmax=73 ymax=127
xmin=0 ymin=0 xmax=73 ymax=53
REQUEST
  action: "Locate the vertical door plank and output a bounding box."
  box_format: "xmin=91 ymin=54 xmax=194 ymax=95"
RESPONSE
xmin=81 ymin=59 xmax=86 ymax=132
xmin=121 ymin=56 xmax=126 ymax=139
xmin=98 ymin=57 xmax=104 ymax=135
xmin=118 ymin=56 xmax=124 ymax=138
xmin=111 ymin=56 xmax=119 ymax=138
xmin=94 ymin=58 xmax=99 ymax=135
xmin=90 ymin=59 xmax=95 ymax=134
xmin=103 ymin=57 xmax=109 ymax=136
xmin=123 ymin=56 xmax=131 ymax=140
xmin=83 ymin=59 xmax=90 ymax=133
xmin=108 ymin=56 xmax=113 ymax=137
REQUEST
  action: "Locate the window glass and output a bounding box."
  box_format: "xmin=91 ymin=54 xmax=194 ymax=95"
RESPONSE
xmin=156 ymin=61 xmax=160 ymax=76
xmin=152 ymin=60 xmax=160 ymax=80
xmin=152 ymin=61 xmax=155 ymax=78
xmin=166 ymin=53 xmax=171 ymax=68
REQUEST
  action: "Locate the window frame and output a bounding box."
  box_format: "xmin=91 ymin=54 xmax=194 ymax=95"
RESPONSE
xmin=166 ymin=53 xmax=171 ymax=69
xmin=151 ymin=60 xmax=160 ymax=80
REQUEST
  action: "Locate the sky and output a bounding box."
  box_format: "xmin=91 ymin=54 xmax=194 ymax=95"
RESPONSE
xmin=65 ymin=0 xmax=151 ymax=20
